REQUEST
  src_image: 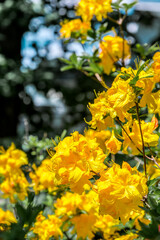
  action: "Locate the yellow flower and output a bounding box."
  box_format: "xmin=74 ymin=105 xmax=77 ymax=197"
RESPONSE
xmin=88 ymin=91 xmax=114 ymax=130
xmin=55 ymin=190 xmax=99 ymax=218
xmin=94 ymin=214 xmax=120 ymax=239
xmin=76 ymin=0 xmax=113 ymax=22
xmin=146 ymin=90 xmax=160 ymax=115
xmin=0 ymin=143 xmax=28 ymax=172
xmin=29 ymin=159 xmax=56 ymax=194
xmin=152 ymin=51 xmax=160 ymax=83
xmin=72 ymin=214 xmax=97 ymax=239
xmin=147 ymin=157 xmax=160 ymax=180
xmin=130 ymin=210 xmax=150 ymax=231
xmin=115 ymin=67 xmax=156 ymax=111
xmin=0 ymin=208 xmax=17 ymax=231
xmin=122 ymin=117 xmax=159 ymax=155
xmin=55 ymin=190 xmax=99 ymax=239
xmin=115 ymin=232 xmax=139 ymax=240
xmin=88 ymin=79 xmax=135 ymax=130
xmin=97 ymin=162 xmax=148 ymax=224
xmin=107 ymin=79 xmax=135 ymax=122
xmin=105 ymin=130 xmax=122 ymax=154
xmin=60 ymin=19 xmax=91 ymax=40
xmin=0 ymin=169 xmax=29 ymax=203
xmin=84 ymin=128 xmax=111 ymax=152
xmin=99 ymin=35 xmax=130 ymax=75
xmin=32 ymin=213 xmax=63 ymax=240
xmin=51 ymin=131 xmax=106 ymax=193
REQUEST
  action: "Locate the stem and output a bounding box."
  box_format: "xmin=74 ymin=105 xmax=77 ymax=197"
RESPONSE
xmin=116 ymin=117 xmax=155 ymax=164
xmin=116 ymin=117 xmax=143 ymax=155
xmin=107 ymin=15 xmax=118 ymax=24
xmin=81 ymin=69 xmax=109 ymax=89
xmin=135 ymin=102 xmax=147 ymax=177
xmin=119 ymin=23 xmax=125 ymax=67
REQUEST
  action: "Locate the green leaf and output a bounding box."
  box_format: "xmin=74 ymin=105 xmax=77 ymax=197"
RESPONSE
xmin=136 ymin=60 xmax=150 ymax=76
xmin=129 ymin=75 xmax=139 ymax=86
xmin=139 ymin=217 xmax=159 ymax=239
xmin=60 ymin=65 xmax=74 ymax=71
xmin=87 ymin=30 xmax=96 ymax=39
xmin=61 ymin=129 xmax=67 ymax=140
xmin=70 ymin=53 xmax=78 ymax=64
xmin=122 ymin=1 xmax=138 ymax=10
xmin=59 ymin=58 xmax=71 ymax=64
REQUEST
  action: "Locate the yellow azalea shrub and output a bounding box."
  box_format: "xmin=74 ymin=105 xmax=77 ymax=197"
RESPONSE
xmin=99 ymin=35 xmax=130 ymax=74
xmin=2 ymin=1 xmax=160 ymax=240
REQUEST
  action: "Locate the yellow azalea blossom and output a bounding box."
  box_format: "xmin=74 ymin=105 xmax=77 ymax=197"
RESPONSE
xmin=29 ymin=159 xmax=57 ymax=194
xmin=31 ymin=213 xmax=63 ymax=240
xmin=147 ymin=157 xmax=160 ymax=180
xmin=0 ymin=143 xmax=28 ymax=173
xmin=122 ymin=116 xmax=159 ymax=155
xmin=105 ymin=130 xmax=122 ymax=154
xmin=55 ymin=190 xmax=99 ymax=218
xmin=88 ymin=91 xmax=114 ymax=130
xmin=84 ymin=128 xmax=111 ymax=152
xmin=51 ymin=131 xmax=106 ymax=193
xmin=107 ymin=79 xmax=136 ymax=122
xmin=115 ymin=232 xmax=139 ymax=240
xmin=0 ymin=169 xmax=29 ymax=203
xmin=94 ymin=214 xmax=120 ymax=239
xmin=0 ymin=208 xmax=17 ymax=231
xmin=60 ymin=19 xmax=91 ymax=40
xmin=88 ymin=79 xmax=135 ymax=130
xmin=55 ymin=190 xmax=99 ymax=239
xmin=76 ymin=0 xmax=113 ymax=22
xmin=115 ymin=66 xmax=157 ymax=110
xmin=147 ymin=90 xmax=160 ymax=115
xmin=99 ymin=35 xmax=130 ymax=75
xmin=71 ymin=214 xmax=97 ymax=239
xmin=152 ymin=51 xmax=160 ymax=83
xmin=130 ymin=210 xmax=150 ymax=231
xmin=97 ymin=162 xmax=148 ymax=224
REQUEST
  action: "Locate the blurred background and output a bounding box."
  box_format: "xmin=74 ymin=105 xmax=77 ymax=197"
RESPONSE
xmin=1 ymin=0 xmax=160 ymax=148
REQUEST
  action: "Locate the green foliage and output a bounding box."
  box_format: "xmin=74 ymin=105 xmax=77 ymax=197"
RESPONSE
xmin=133 ymin=43 xmax=160 ymax=60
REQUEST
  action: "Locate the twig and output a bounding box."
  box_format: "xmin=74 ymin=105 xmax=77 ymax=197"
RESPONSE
xmin=116 ymin=117 xmax=143 ymax=155
xmin=135 ymin=102 xmax=147 ymax=177
xmin=95 ymin=73 xmax=109 ymax=89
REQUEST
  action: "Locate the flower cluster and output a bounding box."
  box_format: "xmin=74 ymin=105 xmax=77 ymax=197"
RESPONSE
xmin=29 ymin=158 xmax=57 ymax=194
xmin=0 ymin=143 xmax=29 ymax=202
xmin=50 ymin=131 xmax=106 ymax=193
xmin=99 ymin=35 xmax=131 ymax=74
xmin=76 ymin=0 xmax=113 ymax=22
xmin=60 ymin=19 xmax=91 ymax=40
xmin=31 ymin=212 xmax=63 ymax=240
xmin=0 ymin=208 xmax=17 ymax=231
